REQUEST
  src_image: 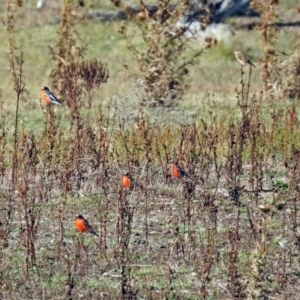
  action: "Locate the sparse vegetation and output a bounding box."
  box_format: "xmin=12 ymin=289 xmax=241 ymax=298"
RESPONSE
xmin=0 ymin=0 xmax=300 ymax=299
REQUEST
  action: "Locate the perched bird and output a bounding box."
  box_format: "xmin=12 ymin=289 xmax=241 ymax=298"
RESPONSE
xmin=122 ymin=172 xmax=133 ymax=190
xmin=75 ymin=215 xmax=99 ymax=236
xmin=171 ymin=162 xmax=189 ymax=179
xmin=41 ymin=86 xmax=64 ymax=106
xmin=233 ymin=49 xmax=255 ymax=68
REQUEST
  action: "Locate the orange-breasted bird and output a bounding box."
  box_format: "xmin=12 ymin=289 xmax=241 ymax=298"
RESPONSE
xmin=41 ymin=86 xmax=63 ymax=106
xmin=122 ymin=172 xmax=133 ymax=190
xmin=75 ymin=215 xmax=99 ymax=236
xmin=171 ymin=162 xmax=189 ymax=179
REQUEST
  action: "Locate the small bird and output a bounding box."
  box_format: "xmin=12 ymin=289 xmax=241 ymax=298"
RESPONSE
xmin=41 ymin=86 xmax=64 ymax=106
xmin=75 ymin=215 xmax=99 ymax=236
xmin=171 ymin=162 xmax=189 ymax=179
xmin=233 ymin=49 xmax=255 ymax=68
xmin=122 ymin=172 xmax=133 ymax=190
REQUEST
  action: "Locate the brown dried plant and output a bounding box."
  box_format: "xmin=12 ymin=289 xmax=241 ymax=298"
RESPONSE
xmin=79 ymin=59 xmax=109 ymax=109
xmin=281 ymin=50 xmax=300 ymax=99
xmin=117 ymin=0 xmax=212 ymax=107
xmin=251 ymin=0 xmax=281 ymax=99
xmin=49 ymin=0 xmax=87 ymax=93
xmin=252 ymin=1 xmax=300 ymax=100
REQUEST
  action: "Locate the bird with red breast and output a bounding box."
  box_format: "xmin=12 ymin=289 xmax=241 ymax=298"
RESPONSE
xmin=170 ymin=162 xmax=189 ymax=179
xmin=122 ymin=172 xmax=134 ymax=190
xmin=41 ymin=86 xmax=64 ymax=106
xmin=75 ymin=215 xmax=98 ymax=236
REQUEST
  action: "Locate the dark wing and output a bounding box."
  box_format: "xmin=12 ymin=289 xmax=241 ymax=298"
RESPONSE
xmin=45 ymin=89 xmax=64 ymax=106
xmin=86 ymin=220 xmax=99 ymax=236
xmin=246 ymin=57 xmax=255 ymax=68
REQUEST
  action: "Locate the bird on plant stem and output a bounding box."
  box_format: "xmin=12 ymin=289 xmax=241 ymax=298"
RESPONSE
xmin=170 ymin=162 xmax=189 ymax=179
xmin=41 ymin=86 xmax=64 ymax=106
xmin=122 ymin=172 xmax=134 ymax=190
xmin=75 ymin=215 xmax=99 ymax=237
xmin=233 ymin=49 xmax=255 ymax=68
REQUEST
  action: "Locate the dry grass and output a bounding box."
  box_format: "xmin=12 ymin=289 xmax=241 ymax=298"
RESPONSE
xmin=0 ymin=0 xmax=300 ymax=299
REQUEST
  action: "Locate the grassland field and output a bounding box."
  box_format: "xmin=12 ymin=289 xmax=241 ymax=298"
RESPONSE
xmin=0 ymin=0 xmax=300 ymax=299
